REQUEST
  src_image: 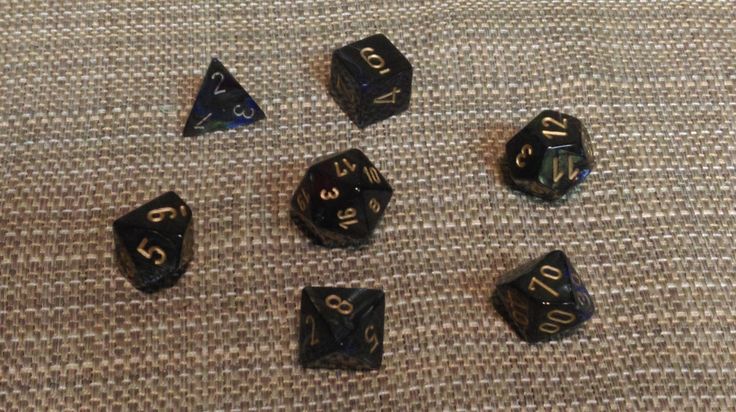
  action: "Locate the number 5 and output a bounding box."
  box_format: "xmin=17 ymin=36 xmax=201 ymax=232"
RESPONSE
xmin=364 ymin=325 xmax=380 ymax=353
xmin=136 ymin=238 xmax=166 ymax=265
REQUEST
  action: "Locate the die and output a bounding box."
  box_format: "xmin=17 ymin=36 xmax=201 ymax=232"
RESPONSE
xmin=493 ymin=250 xmax=594 ymax=343
xmin=505 ymin=110 xmax=594 ymax=200
xmin=299 ymin=286 xmax=385 ymax=370
xmin=182 ymin=58 xmax=265 ymax=137
xmin=329 ymin=34 xmax=412 ymax=128
xmin=290 ymin=148 xmax=393 ymax=247
xmin=112 ymin=192 xmax=194 ymax=292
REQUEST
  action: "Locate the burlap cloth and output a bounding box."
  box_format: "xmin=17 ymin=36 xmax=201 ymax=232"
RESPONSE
xmin=1 ymin=1 xmax=735 ymax=410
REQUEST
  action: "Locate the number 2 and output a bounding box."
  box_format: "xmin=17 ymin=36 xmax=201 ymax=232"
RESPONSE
xmin=305 ymin=315 xmax=319 ymax=346
xmin=212 ymin=72 xmax=226 ymax=95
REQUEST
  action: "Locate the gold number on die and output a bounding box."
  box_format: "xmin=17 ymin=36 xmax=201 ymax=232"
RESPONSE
xmin=325 ymin=295 xmax=354 ymax=315
xmin=541 ymin=116 xmax=568 ymax=138
xmin=334 ymin=158 xmax=357 ymax=177
xmin=320 ymin=187 xmax=340 ymax=200
xmin=337 ymin=208 xmax=359 ymax=230
xmin=364 ymin=325 xmax=380 ymax=353
xmin=360 ymin=47 xmax=390 ymax=75
xmin=136 ymin=238 xmax=166 ymax=265
xmin=515 ymin=144 xmax=534 ymax=168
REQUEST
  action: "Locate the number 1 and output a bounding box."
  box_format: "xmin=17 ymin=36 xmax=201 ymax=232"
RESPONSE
xmin=194 ymin=112 xmax=212 ymax=129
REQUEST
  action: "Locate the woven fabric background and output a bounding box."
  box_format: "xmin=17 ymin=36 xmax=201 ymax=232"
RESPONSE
xmin=1 ymin=1 xmax=735 ymax=410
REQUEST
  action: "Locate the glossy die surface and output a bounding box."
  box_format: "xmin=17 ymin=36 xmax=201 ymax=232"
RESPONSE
xmin=112 ymin=192 xmax=194 ymax=293
xmin=182 ymin=58 xmax=265 ymax=137
xmin=505 ymin=110 xmax=594 ymax=200
xmin=290 ymin=148 xmax=393 ymax=247
xmin=329 ymin=34 xmax=412 ymax=128
xmin=299 ymin=287 xmax=385 ymax=370
xmin=493 ymin=250 xmax=594 ymax=343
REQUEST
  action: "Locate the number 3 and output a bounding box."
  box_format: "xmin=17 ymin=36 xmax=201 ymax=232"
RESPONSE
xmin=515 ymin=144 xmax=534 ymax=168
xmin=233 ymin=104 xmax=254 ymax=119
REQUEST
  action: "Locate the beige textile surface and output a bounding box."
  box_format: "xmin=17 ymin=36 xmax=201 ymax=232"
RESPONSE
xmin=1 ymin=0 xmax=735 ymax=410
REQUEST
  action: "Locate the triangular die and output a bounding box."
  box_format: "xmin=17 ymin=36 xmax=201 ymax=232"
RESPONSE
xmin=183 ymin=58 xmax=265 ymax=137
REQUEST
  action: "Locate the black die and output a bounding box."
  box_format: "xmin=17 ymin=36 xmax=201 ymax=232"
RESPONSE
xmin=290 ymin=148 xmax=393 ymax=247
xmin=493 ymin=250 xmax=595 ymax=343
xmin=112 ymin=192 xmax=194 ymax=293
xmin=505 ymin=110 xmax=595 ymax=200
xmin=299 ymin=287 xmax=385 ymax=370
xmin=329 ymin=34 xmax=412 ymax=128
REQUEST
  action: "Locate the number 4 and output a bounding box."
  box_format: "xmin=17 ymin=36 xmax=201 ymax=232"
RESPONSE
xmin=374 ymin=87 xmax=401 ymax=105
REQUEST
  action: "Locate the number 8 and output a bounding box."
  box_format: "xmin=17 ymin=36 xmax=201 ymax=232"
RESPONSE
xmin=325 ymin=294 xmax=354 ymax=315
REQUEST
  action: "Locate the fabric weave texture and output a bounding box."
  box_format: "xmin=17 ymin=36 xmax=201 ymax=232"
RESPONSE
xmin=1 ymin=1 xmax=735 ymax=410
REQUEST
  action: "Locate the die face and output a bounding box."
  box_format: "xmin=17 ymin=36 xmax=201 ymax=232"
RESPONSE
xmin=112 ymin=192 xmax=194 ymax=292
xmin=299 ymin=287 xmax=385 ymax=370
xmin=113 ymin=228 xmax=183 ymax=292
xmin=505 ymin=110 xmax=594 ymax=200
xmin=182 ymin=58 xmax=265 ymax=137
xmin=329 ymin=58 xmax=361 ymax=120
xmin=113 ymin=191 xmax=192 ymax=240
xmin=290 ymin=149 xmax=393 ymax=247
xmin=330 ymin=34 xmax=412 ymax=128
xmin=334 ymin=34 xmax=412 ymax=85
xmin=495 ymin=250 xmax=595 ymax=342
